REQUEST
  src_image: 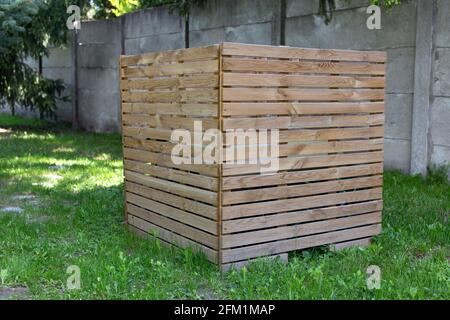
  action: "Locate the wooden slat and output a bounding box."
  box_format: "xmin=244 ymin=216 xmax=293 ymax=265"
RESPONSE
xmin=127 ymin=192 xmax=217 ymax=234
xmin=222 ymin=114 xmax=384 ymax=130
xmin=222 ymin=88 xmax=384 ymax=102
xmin=123 ymin=148 xmax=218 ymax=176
xmin=222 ymin=175 xmax=382 ymax=205
xmin=122 ymin=114 xmax=218 ymax=130
xmin=223 ymin=73 xmax=385 ymax=88
xmin=222 ymin=151 xmax=384 ymax=176
xmin=122 ymin=103 xmax=218 ymax=117
xmin=221 ymin=224 xmax=382 ymax=263
xmin=124 ymin=160 xmax=218 ymax=191
xmin=127 ymin=204 xmax=217 ymax=249
xmin=222 ymin=212 xmax=382 ymax=248
xmin=128 ymin=220 xmax=218 ymax=263
xmin=122 ymin=89 xmax=218 ymax=103
xmin=125 ymin=170 xmax=217 ymax=205
xmin=277 ymin=127 xmax=384 ymax=143
xmin=126 ymin=181 xmax=217 ymax=220
xmin=222 ymin=200 xmax=383 ymax=233
xmin=278 ymin=138 xmax=383 ymax=156
xmin=222 ymin=163 xmax=383 ymax=190
xmin=122 ymin=77 xmax=178 ymax=90
xmin=222 ymin=127 xmax=384 ymax=145
xmin=124 ymin=137 xmax=177 ymax=155
xmin=223 ymin=58 xmax=386 ymax=75
xmin=121 ymin=45 xmax=219 ymax=66
xmin=226 ymin=138 xmax=384 ymax=161
xmin=223 ymin=102 xmax=384 ymax=116
xmin=122 ymin=60 xmax=218 ymax=78
xmin=222 ymin=42 xmax=387 ymax=63
xmin=124 ymin=137 xmax=216 ymax=159
xmin=122 ymin=74 xmax=219 ymax=90
xmin=222 ymin=187 xmax=382 ymax=219
xmin=122 ymin=126 xmax=173 ymax=141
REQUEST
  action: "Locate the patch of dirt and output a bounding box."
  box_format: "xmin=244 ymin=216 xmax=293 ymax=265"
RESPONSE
xmin=26 ymin=215 xmax=51 ymax=224
xmin=414 ymin=251 xmax=426 ymax=260
xmin=3 ymin=193 xmax=40 ymax=209
xmin=0 ymin=287 xmax=29 ymax=300
xmin=442 ymin=210 xmax=449 ymax=224
xmin=197 ymin=286 xmax=218 ymax=300
xmin=11 ymin=195 xmax=36 ymax=201
xmin=1 ymin=206 xmax=24 ymax=214
xmin=48 ymin=164 xmax=65 ymax=170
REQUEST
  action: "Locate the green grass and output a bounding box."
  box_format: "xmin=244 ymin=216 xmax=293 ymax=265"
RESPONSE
xmin=0 ymin=114 xmax=448 ymax=300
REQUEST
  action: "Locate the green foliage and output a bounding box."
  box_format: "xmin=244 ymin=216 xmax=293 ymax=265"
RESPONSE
xmin=163 ymin=0 xmax=207 ymax=19
xmin=371 ymin=0 xmax=404 ymax=8
xmin=95 ymin=0 xmax=206 ymax=20
xmin=426 ymin=165 xmax=450 ymax=186
xmin=108 ymin=0 xmax=141 ymax=16
xmin=318 ymin=0 xmax=405 ymax=25
xmin=0 ymin=0 xmax=87 ymax=118
xmin=318 ymin=0 xmax=336 ymax=25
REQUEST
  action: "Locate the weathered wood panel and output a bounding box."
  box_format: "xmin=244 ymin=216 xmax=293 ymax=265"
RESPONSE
xmin=219 ymin=42 xmax=386 ymax=268
xmin=120 ymin=45 xmax=220 ymax=263
xmin=120 ymin=43 xmax=387 ymax=269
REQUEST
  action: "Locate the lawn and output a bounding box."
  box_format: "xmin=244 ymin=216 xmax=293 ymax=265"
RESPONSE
xmin=0 ymin=114 xmax=448 ymax=300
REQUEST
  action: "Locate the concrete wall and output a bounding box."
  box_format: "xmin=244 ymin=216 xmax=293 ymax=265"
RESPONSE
xmin=189 ymin=0 xmax=280 ymax=46
xmin=430 ymin=0 xmax=450 ymax=178
xmin=77 ymin=19 xmax=122 ymax=132
xmin=42 ymin=33 xmax=75 ymax=123
xmin=3 ymin=0 xmax=449 ymax=177
xmin=124 ymin=7 xmax=185 ymax=54
xmin=285 ymin=0 xmax=418 ymax=173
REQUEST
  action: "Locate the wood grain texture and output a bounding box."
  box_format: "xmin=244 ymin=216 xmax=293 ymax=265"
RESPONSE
xmin=221 ymin=224 xmax=382 ymax=263
xmin=222 ymin=201 xmax=383 ymax=233
xmin=223 ymin=58 xmax=385 ymax=75
xmin=222 ymin=88 xmax=385 ymax=102
xmin=221 ymin=212 xmax=382 ymax=248
xmin=222 ymin=188 xmax=383 ymax=219
xmin=120 ymin=43 xmax=386 ymax=269
xmin=223 ymin=73 xmax=385 ymax=88
xmin=222 ymin=42 xmax=387 ymax=62
xmin=223 ymin=102 xmax=384 ymax=116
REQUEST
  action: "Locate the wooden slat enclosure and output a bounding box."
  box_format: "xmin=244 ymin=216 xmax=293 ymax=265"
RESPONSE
xmin=120 ymin=42 xmax=387 ymax=271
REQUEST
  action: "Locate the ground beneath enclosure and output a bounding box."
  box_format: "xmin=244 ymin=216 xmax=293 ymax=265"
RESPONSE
xmin=0 ymin=114 xmax=448 ymax=299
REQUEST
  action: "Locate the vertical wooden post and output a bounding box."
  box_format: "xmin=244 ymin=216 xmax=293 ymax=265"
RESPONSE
xmin=218 ymin=44 xmax=224 ymax=268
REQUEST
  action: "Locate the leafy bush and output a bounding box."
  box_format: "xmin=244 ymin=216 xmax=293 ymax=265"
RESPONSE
xmin=0 ymin=0 xmax=74 ymax=118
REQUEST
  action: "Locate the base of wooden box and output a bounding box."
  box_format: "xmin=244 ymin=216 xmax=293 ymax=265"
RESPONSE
xmin=329 ymin=237 xmax=372 ymax=251
xmin=221 ymin=253 xmax=289 ymax=272
xmin=128 ymin=223 xmax=377 ymax=272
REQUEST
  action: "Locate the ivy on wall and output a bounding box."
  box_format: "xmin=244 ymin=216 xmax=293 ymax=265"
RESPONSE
xmin=94 ymin=0 xmax=207 ymax=20
xmin=318 ymin=0 xmax=405 ymax=24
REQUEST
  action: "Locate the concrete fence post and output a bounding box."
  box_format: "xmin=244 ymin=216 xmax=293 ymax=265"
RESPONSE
xmin=271 ymin=0 xmax=286 ymax=46
xmin=410 ymin=0 xmax=436 ymax=176
xmin=71 ymin=29 xmax=79 ymax=130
